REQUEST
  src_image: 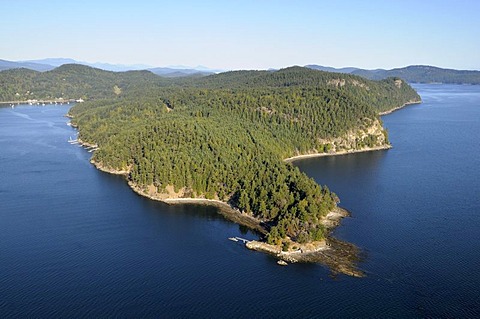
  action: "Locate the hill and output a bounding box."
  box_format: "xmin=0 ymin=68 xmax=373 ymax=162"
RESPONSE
xmin=0 ymin=64 xmax=168 ymax=102
xmin=0 ymin=58 xmax=216 ymax=77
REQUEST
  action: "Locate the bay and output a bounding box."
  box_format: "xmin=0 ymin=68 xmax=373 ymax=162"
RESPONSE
xmin=0 ymin=83 xmax=479 ymax=318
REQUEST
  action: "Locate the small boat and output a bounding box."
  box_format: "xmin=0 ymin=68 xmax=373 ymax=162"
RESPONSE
xmin=277 ymin=260 xmax=288 ymax=266
xmin=228 ymin=237 xmax=238 ymax=242
xmin=68 ymin=137 xmax=79 ymax=144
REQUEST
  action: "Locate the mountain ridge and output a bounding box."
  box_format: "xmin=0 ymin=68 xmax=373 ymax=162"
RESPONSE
xmin=2 ymin=58 xmax=479 ymax=83
xmin=306 ymin=64 xmax=480 ymax=84
xmin=0 ymin=58 xmax=216 ymax=77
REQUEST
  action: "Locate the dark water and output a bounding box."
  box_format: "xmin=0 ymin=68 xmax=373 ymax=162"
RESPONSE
xmin=1 ymin=84 xmax=479 ymax=318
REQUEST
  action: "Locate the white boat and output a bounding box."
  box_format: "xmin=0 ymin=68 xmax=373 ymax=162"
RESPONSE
xmin=277 ymin=260 xmax=288 ymax=266
xmin=228 ymin=237 xmax=238 ymax=242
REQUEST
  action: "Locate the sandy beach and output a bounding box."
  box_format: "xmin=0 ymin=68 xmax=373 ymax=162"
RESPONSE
xmin=284 ymin=144 xmax=392 ymax=162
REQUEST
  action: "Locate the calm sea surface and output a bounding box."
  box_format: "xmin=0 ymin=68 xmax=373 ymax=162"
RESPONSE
xmin=1 ymin=84 xmax=479 ymax=318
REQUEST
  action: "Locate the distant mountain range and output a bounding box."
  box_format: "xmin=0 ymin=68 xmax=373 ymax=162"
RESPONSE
xmin=0 ymin=59 xmax=56 ymax=72
xmin=0 ymin=58 xmax=217 ymax=77
xmin=306 ymin=64 xmax=480 ymax=84
xmin=147 ymin=67 xmax=214 ymax=78
xmin=304 ymin=65 xmax=360 ymax=74
xmin=1 ymin=58 xmax=479 ymax=83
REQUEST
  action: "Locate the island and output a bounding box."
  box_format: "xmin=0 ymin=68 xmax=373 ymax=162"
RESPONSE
xmin=0 ymin=64 xmax=421 ymax=276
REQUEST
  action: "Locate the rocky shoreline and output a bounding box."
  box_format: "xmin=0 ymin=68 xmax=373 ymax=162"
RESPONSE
xmin=127 ymin=180 xmax=268 ymax=235
xmin=246 ymin=207 xmax=365 ymax=277
xmin=87 ymin=157 xmax=266 ymax=234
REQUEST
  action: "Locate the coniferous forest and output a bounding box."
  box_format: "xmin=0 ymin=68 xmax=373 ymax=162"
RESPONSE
xmin=0 ymin=65 xmax=420 ymax=245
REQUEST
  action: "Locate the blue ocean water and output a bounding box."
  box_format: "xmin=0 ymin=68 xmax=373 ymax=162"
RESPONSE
xmin=0 ymin=84 xmax=479 ymax=318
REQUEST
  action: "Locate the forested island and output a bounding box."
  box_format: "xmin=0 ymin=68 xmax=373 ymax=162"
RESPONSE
xmin=0 ymin=65 xmax=421 ymax=275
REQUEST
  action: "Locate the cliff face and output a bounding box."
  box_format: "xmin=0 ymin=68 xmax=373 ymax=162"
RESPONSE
xmin=312 ymin=118 xmax=390 ymax=156
xmin=326 ymin=118 xmax=388 ymax=152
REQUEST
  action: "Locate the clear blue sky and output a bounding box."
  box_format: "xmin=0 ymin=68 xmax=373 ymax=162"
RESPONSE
xmin=1 ymin=0 xmax=479 ymax=70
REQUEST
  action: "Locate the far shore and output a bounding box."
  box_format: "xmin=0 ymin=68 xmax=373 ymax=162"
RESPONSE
xmin=0 ymin=99 xmax=77 ymax=105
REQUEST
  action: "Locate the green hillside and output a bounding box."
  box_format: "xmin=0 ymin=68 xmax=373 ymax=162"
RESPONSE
xmin=0 ymin=64 xmax=166 ymax=102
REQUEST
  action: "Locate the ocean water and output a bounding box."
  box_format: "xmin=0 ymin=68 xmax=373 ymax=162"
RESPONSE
xmin=0 ymin=84 xmax=479 ymax=318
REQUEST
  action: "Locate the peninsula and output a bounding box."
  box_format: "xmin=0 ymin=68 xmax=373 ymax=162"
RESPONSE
xmin=0 ymin=64 xmax=421 ymax=275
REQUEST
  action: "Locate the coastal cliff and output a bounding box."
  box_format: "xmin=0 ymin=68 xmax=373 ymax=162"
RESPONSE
xmin=285 ymin=118 xmax=391 ymax=162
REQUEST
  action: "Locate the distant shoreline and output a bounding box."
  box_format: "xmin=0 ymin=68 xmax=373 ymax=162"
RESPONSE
xmin=0 ymin=99 xmax=78 ymax=106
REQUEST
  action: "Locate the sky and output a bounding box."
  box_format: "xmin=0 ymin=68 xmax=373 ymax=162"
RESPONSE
xmin=1 ymin=0 xmax=479 ymax=70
